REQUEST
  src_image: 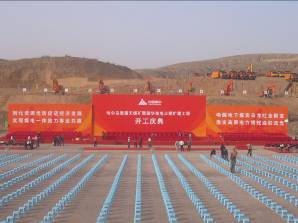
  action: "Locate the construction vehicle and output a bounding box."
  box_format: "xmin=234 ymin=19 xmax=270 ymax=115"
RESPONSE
xmin=210 ymin=71 xmax=223 ymax=79
xmin=246 ymin=64 xmax=257 ymax=80
xmin=144 ymin=80 xmax=155 ymax=94
xmin=284 ymin=73 xmax=298 ymax=82
xmin=98 ymin=80 xmax=110 ymax=94
xmin=224 ymin=80 xmax=234 ymax=96
xmin=186 ymin=81 xmax=196 ymax=95
xmin=247 ymin=64 xmax=253 ymax=73
xmin=52 ymin=79 xmax=64 ymax=94
xmin=209 ymin=64 xmax=256 ymax=80
xmin=248 ymin=72 xmax=257 ymax=80
xmin=265 ymin=71 xmax=293 ymax=78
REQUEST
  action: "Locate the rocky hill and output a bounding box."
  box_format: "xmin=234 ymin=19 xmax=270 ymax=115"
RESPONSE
xmin=138 ymin=54 xmax=298 ymax=77
xmin=0 ymin=56 xmax=142 ymax=88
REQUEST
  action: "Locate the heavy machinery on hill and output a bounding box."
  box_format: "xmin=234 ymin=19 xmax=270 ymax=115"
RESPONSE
xmin=210 ymin=70 xmax=223 ymax=78
xmin=209 ymin=64 xmax=256 ymax=80
xmin=186 ymin=81 xmax=196 ymax=95
xmin=52 ymin=79 xmax=64 ymax=94
xmin=98 ymin=80 xmax=110 ymax=94
xmin=224 ymin=80 xmax=234 ymax=96
xmin=144 ymin=80 xmax=155 ymax=94
xmin=265 ymin=71 xmax=292 ymax=78
xmin=284 ymin=73 xmax=298 ymax=82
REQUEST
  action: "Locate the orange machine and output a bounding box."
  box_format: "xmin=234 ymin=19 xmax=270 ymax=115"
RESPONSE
xmin=98 ymin=80 xmax=110 ymax=94
xmin=224 ymin=80 xmax=234 ymax=96
xmin=52 ymin=79 xmax=64 ymax=94
xmin=210 ymin=71 xmax=222 ymax=79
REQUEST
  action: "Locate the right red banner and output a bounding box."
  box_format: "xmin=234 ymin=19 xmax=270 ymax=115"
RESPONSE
xmin=206 ymin=105 xmax=288 ymax=135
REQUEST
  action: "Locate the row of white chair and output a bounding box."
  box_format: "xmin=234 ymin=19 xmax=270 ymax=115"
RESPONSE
xmin=152 ymin=154 xmax=178 ymax=223
xmin=215 ymin=156 xmax=298 ymax=207
xmin=273 ymin=155 xmax=298 ymax=166
xmin=96 ymin=155 xmax=128 ymax=223
xmin=40 ymin=155 xmax=108 ymax=223
xmin=166 ymin=155 xmax=214 ymax=223
xmin=253 ymin=155 xmax=298 ymax=175
xmin=0 ymin=154 xmax=20 ymax=163
xmin=178 ymin=154 xmax=249 ymax=223
xmin=134 ymin=155 xmax=142 ymax=223
xmin=0 ymin=154 xmax=32 ymax=168
xmin=201 ymin=155 xmax=298 ymax=223
xmin=4 ymin=154 xmax=95 ymax=223
xmin=240 ymin=155 xmax=298 ymax=191
xmin=0 ymin=154 xmax=81 ymax=208
xmin=0 ymin=154 xmax=66 ymax=192
xmin=0 ymin=154 xmax=53 ymax=180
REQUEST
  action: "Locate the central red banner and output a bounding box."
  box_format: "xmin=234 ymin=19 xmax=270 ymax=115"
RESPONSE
xmin=92 ymin=94 xmax=206 ymax=136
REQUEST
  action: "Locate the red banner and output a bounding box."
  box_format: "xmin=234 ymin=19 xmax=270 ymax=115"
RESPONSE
xmin=206 ymin=105 xmax=288 ymax=135
xmin=8 ymin=104 xmax=92 ymax=135
xmin=93 ymin=94 xmax=206 ymax=136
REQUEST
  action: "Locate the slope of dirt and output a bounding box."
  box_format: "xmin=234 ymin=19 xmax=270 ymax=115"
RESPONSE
xmin=138 ymin=54 xmax=298 ymax=77
xmin=0 ymin=56 xmax=142 ymax=88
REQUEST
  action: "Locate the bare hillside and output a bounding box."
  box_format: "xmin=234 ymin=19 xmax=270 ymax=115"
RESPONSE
xmin=138 ymin=54 xmax=298 ymax=77
xmin=0 ymin=56 xmax=142 ymax=88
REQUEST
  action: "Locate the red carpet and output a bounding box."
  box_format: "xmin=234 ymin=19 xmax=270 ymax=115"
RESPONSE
xmin=83 ymin=147 xmax=248 ymax=151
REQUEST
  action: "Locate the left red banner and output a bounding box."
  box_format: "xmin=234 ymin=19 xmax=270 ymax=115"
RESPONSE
xmin=8 ymin=104 xmax=92 ymax=135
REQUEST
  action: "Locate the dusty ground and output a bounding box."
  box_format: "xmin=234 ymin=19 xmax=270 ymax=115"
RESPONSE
xmin=0 ymin=145 xmax=297 ymax=223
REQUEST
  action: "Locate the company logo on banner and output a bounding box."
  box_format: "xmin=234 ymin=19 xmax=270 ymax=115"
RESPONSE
xmin=8 ymin=104 xmax=92 ymax=135
xmin=138 ymin=99 xmax=147 ymax=106
xmin=138 ymin=98 xmax=162 ymax=106
xmin=206 ymin=105 xmax=288 ymax=135
xmin=93 ymin=94 xmax=206 ymax=136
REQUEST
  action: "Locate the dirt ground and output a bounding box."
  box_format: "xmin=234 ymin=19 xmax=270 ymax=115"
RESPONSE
xmin=0 ymin=145 xmax=297 ymax=223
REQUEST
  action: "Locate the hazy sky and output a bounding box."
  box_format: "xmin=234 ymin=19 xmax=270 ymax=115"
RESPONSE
xmin=0 ymin=1 xmax=298 ymax=69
